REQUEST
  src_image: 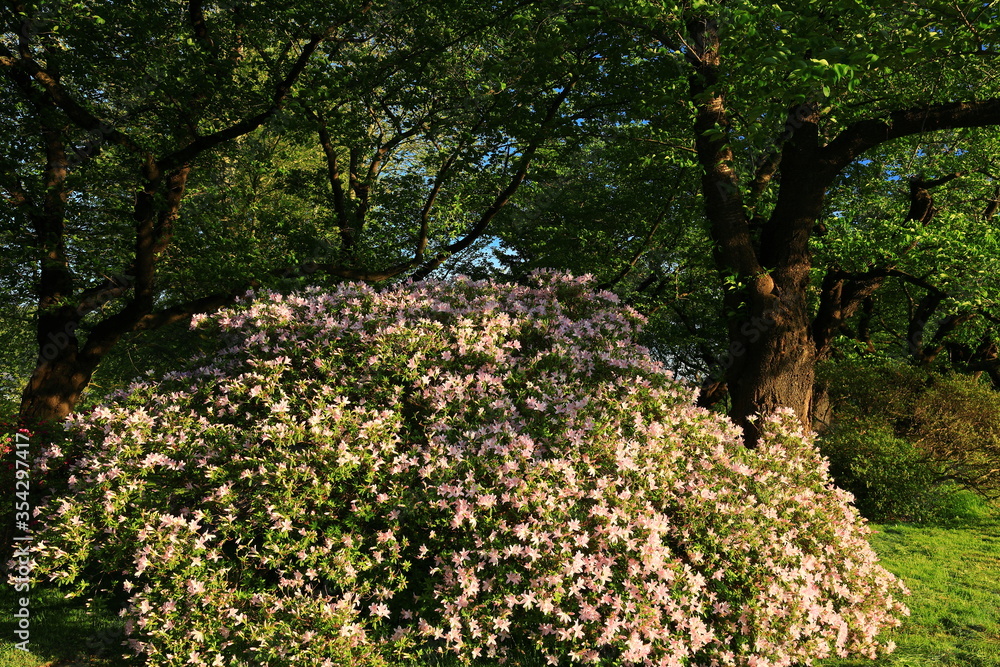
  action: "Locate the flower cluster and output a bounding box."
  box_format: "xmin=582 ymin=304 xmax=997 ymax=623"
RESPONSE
xmin=27 ymin=271 xmax=907 ymax=666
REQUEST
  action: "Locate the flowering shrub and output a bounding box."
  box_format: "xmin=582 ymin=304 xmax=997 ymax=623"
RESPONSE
xmin=28 ymin=272 xmax=907 ymax=666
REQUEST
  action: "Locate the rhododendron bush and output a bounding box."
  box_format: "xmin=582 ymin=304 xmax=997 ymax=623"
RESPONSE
xmin=28 ymin=272 xmax=907 ymax=666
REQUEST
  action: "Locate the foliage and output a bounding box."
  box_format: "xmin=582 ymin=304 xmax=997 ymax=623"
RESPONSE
xmin=0 ymin=302 xmax=33 ymax=414
xmin=4 ymin=0 xmax=1000 ymax=428
xmin=911 ymin=374 xmax=1000 ymax=498
xmin=818 ymin=422 xmax=951 ymax=523
xmin=817 ymin=358 xmax=928 ymax=425
xmin=2 ymin=0 xmax=599 ymax=421
xmin=28 ymin=274 xmax=906 ymax=666
xmin=818 ymin=357 xmax=1000 ymax=521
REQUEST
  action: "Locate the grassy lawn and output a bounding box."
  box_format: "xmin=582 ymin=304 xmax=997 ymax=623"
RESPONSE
xmin=0 ymin=581 xmax=125 ymax=667
xmin=3 ymin=499 xmax=998 ymax=667
xmin=819 ymin=496 xmax=1000 ymax=667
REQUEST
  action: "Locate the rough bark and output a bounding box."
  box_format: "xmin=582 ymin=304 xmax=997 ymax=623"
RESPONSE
xmin=742 ymin=104 xmax=828 ymax=440
xmin=19 ymin=317 xmax=87 ymax=422
xmin=683 ymin=16 xmax=797 ymax=444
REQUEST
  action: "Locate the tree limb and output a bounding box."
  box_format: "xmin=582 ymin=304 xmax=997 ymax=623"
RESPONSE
xmin=158 ymin=29 xmax=335 ymax=171
xmin=188 ymin=0 xmax=215 ymax=49
xmin=314 ymin=118 xmax=352 ymax=248
xmin=823 ymin=98 xmax=1000 ymax=174
xmin=0 ymin=43 xmax=146 ymax=155
xmin=409 ymin=78 xmax=578 ymax=281
xmin=598 ymin=209 xmax=666 ymax=290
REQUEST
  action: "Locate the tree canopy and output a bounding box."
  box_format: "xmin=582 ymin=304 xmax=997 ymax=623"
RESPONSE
xmin=2 ymin=0 xmax=999 ymax=441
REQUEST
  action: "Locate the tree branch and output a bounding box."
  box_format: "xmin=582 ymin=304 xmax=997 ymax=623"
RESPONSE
xmin=598 ymin=209 xmax=666 ymax=290
xmin=75 ymin=275 xmax=135 ymax=317
xmin=983 ymin=185 xmax=999 ymax=220
xmin=0 ymin=43 xmax=146 ymax=155
xmin=409 ymin=78 xmax=578 ymax=281
xmin=314 ymin=119 xmax=352 ymax=248
xmin=158 ymin=29 xmax=335 ymax=171
xmin=823 ymin=98 xmax=1000 ymax=174
xmin=922 ymin=311 xmax=977 ymax=363
xmin=78 ymin=285 xmax=253 ymax=363
xmin=0 ymin=160 xmax=33 ymax=209
xmin=812 ymin=269 xmax=886 ymax=359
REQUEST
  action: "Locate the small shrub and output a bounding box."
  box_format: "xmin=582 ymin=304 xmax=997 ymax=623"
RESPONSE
xmin=912 ymin=375 xmax=1000 ymax=498
xmin=26 ymin=273 xmax=907 ymax=666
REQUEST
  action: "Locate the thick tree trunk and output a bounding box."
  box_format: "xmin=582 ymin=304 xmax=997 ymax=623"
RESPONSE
xmin=669 ymin=8 xmax=1000 ymax=445
xmin=739 ymin=97 xmax=830 ymax=437
xmin=681 ymin=15 xmax=813 ymax=443
xmin=19 ymin=356 xmax=94 ymax=424
xmin=18 ymin=306 xmax=101 ymax=423
xmin=725 ymin=287 xmax=816 ymax=443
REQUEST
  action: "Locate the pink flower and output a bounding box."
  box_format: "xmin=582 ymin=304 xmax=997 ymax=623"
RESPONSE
xmin=29 ymin=274 xmax=908 ymax=667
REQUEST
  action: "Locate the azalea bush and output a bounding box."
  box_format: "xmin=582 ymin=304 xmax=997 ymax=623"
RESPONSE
xmin=27 ymin=272 xmax=907 ymax=666
xmin=2 ymin=414 xmax=66 ymax=560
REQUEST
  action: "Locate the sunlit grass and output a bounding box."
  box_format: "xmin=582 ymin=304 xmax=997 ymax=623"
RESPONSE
xmin=3 ymin=494 xmax=997 ymax=667
xmin=820 ymin=492 xmax=1000 ymax=667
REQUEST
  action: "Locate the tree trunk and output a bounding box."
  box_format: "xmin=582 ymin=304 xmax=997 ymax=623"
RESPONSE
xmin=670 ymin=8 xmax=1000 ymax=445
xmin=811 ymin=384 xmax=834 ymax=434
xmin=725 ymin=290 xmax=816 ymax=443
xmin=19 ymin=358 xmax=92 ymax=424
xmin=18 ymin=308 xmax=101 ymax=423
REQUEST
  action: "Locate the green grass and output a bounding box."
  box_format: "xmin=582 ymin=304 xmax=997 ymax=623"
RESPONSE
xmin=0 ymin=583 xmax=126 ymax=667
xmin=820 ymin=493 xmax=1000 ymax=667
xmin=3 ymin=496 xmax=998 ymax=667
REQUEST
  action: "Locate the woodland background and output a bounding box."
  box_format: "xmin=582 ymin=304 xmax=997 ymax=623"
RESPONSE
xmin=2 ymin=0 xmax=1000 ymax=509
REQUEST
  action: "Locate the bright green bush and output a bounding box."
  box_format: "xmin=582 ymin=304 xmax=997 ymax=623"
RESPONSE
xmin=27 ymin=274 xmax=907 ymax=666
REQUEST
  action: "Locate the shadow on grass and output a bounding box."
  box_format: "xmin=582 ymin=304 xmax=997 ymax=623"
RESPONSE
xmin=0 ymin=582 xmax=128 ymax=667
